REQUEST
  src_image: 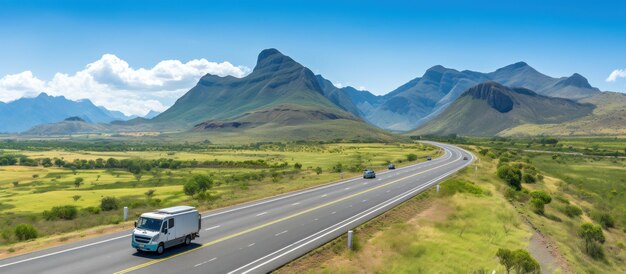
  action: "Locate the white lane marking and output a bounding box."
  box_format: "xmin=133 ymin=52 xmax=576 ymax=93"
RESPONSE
xmin=0 ymin=144 xmax=458 ymax=268
xmin=345 ymin=187 xmax=350 ymax=190
xmin=363 ymin=182 xmax=368 ymax=185
xmin=194 ymin=257 xmax=217 ymax=267
xmin=248 ymin=243 xmax=255 ymax=247
xmin=0 ymin=234 xmax=130 ymax=268
xmin=321 ymin=194 xmax=327 ymax=197
xmin=377 ymin=179 xmax=382 ymax=181
xmin=362 ymin=199 xmax=367 ymax=203
xmin=349 ymin=205 xmax=353 ymax=208
xmin=205 ymin=225 xmax=221 ymax=231
xmin=386 ymin=190 xmax=390 ymax=193
xmin=331 ymin=211 xmax=336 ymax=215
xmin=275 ymin=230 xmax=288 ymax=237
xmin=230 ymin=147 xmax=472 ymax=274
xmin=292 ymin=202 xmax=300 ymax=206
xmin=199 ymin=150 xmax=453 ymax=220
xmin=314 ymin=218 xmax=319 ymax=221
xmin=256 ymin=212 xmax=268 ymax=217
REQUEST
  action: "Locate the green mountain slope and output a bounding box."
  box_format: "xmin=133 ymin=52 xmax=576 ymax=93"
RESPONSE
xmin=410 ymin=82 xmax=595 ymax=136
xmin=500 ymin=91 xmax=626 ymax=136
xmin=144 ymin=48 xmax=395 ymax=141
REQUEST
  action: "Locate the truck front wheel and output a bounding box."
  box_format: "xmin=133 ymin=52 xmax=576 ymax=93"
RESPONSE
xmin=184 ymin=235 xmax=191 ymax=245
xmin=156 ymin=243 xmax=164 ymax=255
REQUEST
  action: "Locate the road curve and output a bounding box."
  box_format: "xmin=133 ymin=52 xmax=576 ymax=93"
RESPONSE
xmin=0 ymin=142 xmax=474 ymax=274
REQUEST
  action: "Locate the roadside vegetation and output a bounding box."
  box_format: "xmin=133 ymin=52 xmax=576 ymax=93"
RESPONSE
xmin=279 ymin=136 xmax=626 ymax=273
xmin=0 ymin=141 xmax=439 ymax=254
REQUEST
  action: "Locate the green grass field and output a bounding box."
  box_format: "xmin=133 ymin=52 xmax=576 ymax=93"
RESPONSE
xmin=0 ymin=142 xmax=440 ymax=247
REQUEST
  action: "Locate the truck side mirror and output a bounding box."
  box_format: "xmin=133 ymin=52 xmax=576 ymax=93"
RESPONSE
xmin=134 ymin=221 xmax=137 ymax=228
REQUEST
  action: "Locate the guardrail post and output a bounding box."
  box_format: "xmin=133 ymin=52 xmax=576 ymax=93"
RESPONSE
xmin=347 ymin=230 xmax=353 ymax=250
xmin=123 ymin=206 xmax=128 ymax=221
xmin=436 ymin=184 xmax=440 ymax=193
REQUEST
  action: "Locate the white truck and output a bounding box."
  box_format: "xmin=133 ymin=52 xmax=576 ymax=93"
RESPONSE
xmin=132 ymin=206 xmax=201 ymax=254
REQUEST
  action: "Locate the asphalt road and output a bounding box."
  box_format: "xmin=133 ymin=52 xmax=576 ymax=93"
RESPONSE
xmin=0 ymin=142 xmax=474 ymax=274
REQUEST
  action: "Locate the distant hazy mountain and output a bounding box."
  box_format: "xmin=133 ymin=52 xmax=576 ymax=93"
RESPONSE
xmin=0 ymin=93 xmax=132 ymax=133
xmin=140 ymin=49 xmax=394 ymax=141
xmin=410 ymin=82 xmax=595 ymax=136
xmin=353 ymin=62 xmax=600 ymax=131
xmin=143 ymin=110 xmax=161 ymax=119
xmin=25 ymin=116 xmax=107 ymax=135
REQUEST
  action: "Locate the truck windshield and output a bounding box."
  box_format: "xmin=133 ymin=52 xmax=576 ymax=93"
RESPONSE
xmin=137 ymin=217 xmax=162 ymax=232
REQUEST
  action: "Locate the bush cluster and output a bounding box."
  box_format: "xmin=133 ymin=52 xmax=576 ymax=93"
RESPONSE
xmin=43 ymin=205 xmax=78 ymax=220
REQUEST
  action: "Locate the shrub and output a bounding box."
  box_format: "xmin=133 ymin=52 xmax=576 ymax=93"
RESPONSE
xmin=72 ymin=195 xmax=81 ymax=202
xmin=496 ymin=248 xmax=540 ymax=274
xmin=497 ymin=165 xmax=522 ymax=190
xmin=83 ymin=206 xmax=101 ymax=214
xmin=522 ymin=173 xmax=536 ymax=184
xmin=315 ymin=167 xmax=322 ymax=175
xmin=43 ymin=205 xmax=78 ymax=220
xmin=294 ymin=163 xmax=302 ymax=169
xmin=100 ymin=196 xmax=119 ymax=211
xmin=406 ymin=154 xmax=418 ymax=161
xmin=530 ymin=191 xmax=552 ymax=204
xmin=184 ymin=181 xmax=199 ymax=196
xmin=531 ymin=198 xmax=546 ymax=215
xmin=530 ymin=191 xmax=552 ymax=215
xmin=562 ymin=205 xmax=583 ymax=218
xmin=12 ymin=181 xmax=19 ymax=187
xmin=14 ymin=224 xmax=38 ymax=241
xmin=592 ymin=212 xmax=615 ymax=229
xmin=578 ymin=223 xmax=605 ymax=259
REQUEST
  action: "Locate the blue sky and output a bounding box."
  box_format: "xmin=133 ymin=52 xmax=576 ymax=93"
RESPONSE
xmin=0 ymin=0 xmax=625 ymax=114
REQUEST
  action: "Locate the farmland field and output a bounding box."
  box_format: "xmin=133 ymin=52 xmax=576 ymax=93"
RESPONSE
xmin=0 ymin=142 xmax=439 ymax=248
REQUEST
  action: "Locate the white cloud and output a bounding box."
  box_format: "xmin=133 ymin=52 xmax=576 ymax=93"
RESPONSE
xmin=0 ymin=54 xmax=250 ymax=116
xmin=357 ymin=86 xmax=367 ymax=91
xmin=606 ymin=69 xmax=626 ymax=82
xmin=333 ymin=82 xmax=344 ymax=88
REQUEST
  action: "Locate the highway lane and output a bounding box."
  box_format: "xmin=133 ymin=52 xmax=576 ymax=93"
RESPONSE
xmin=0 ymin=142 xmax=473 ymax=274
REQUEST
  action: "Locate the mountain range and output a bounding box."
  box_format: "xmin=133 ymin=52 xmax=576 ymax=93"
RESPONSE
xmin=7 ymin=48 xmax=623 ymax=139
xmin=409 ymin=82 xmax=596 ymax=136
xmin=338 ymin=62 xmax=600 ymax=131
xmin=0 ymin=93 xmax=142 ymax=133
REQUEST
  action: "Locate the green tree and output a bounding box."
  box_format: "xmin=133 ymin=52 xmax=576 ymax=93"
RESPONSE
xmin=183 ymin=181 xmax=199 ymax=196
xmin=406 ymin=154 xmax=418 ymax=161
xmin=315 ymin=167 xmax=322 ymax=175
xmin=74 ymin=177 xmax=84 ymax=188
xmin=72 ymin=195 xmax=81 ymax=202
xmin=496 ymin=248 xmax=515 ymax=274
xmin=578 ymin=223 xmax=605 ymax=256
xmin=100 ymin=196 xmax=119 ymax=211
xmin=294 ymin=163 xmax=302 ymax=169
xmin=14 ymin=224 xmax=38 ymax=241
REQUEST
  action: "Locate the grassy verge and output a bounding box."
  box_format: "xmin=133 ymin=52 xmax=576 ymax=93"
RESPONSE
xmin=277 ymin=147 xmax=538 ymax=273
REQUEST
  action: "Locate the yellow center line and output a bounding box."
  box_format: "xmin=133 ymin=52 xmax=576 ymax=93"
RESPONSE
xmin=115 ymin=151 xmax=462 ymax=274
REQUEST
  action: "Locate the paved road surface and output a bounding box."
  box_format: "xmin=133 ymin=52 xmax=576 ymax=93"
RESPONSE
xmin=0 ymin=142 xmax=473 ymax=274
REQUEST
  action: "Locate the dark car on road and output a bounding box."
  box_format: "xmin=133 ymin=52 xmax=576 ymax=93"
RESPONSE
xmin=388 ymin=163 xmax=395 ymax=170
xmin=463 ymin=156 xmax=468 ymax=160
xmin=363 ymin=169 xmax=376 ymax=179
xmin=426 ymin=156 xmax=432 ymax=161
